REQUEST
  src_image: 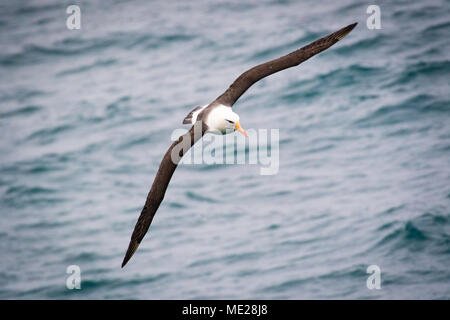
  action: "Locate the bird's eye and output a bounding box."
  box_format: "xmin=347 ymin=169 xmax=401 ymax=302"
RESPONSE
xmin=225 ymin=119 xmax=234 ymax=124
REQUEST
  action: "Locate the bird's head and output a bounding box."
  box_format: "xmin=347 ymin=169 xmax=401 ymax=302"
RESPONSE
xmin=224 ymin=111 xmax=247 ymax=137
xmin=210 ymin=106 xmax=247 ymax=136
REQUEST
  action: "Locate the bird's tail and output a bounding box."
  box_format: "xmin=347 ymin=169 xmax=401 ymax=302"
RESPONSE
xmin=182 ymin=105 xmax=202 ymax=124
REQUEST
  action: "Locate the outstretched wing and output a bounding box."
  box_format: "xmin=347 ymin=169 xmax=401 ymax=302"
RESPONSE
xmin=121 ymin=124 xmax=204 ymax=267
xmin=215 ymin=22 xmax=357 ymax=107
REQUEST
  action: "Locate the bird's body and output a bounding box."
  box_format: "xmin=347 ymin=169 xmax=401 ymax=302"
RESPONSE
xmin=184 ymin=103 xmax=243 ymax=135
xmin=121 ymin=22 xmax=358 ymax=268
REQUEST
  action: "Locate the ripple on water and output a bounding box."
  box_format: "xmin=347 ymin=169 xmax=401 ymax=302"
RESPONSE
xmin=353 ymin=94 xmax=449 ymax=128
xmin=0 ymin=105 xmax=42 ymax=119
xmin=185 ymin=190 xmax=218 ymax=203
xmin=373 ymin=211 xmax=450 ymax=256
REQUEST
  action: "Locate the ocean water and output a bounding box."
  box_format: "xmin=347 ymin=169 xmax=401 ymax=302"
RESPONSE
xmin=0 ymin=0 xmax=449 ymax=299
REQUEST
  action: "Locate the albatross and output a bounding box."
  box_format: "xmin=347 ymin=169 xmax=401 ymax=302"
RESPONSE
xmin=121 ymin=22 xmax=357 ymax=267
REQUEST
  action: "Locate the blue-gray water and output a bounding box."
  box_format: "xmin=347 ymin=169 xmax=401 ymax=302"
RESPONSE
xmin=1 ymin=0 xmax=449 ymax=299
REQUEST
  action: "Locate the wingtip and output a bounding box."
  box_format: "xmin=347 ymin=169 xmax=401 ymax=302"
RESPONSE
xmin=335 ymin=22 xmax=358 ymax=40
xmin=121 ymin=241 xmax=140 ymax=268
xmin=121 ymin=254 xmax=130 ymax=268
xmin=348 ymin=22 xmax=358 ymax=31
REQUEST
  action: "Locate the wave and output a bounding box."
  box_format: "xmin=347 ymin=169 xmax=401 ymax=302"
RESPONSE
xmin=387 ymin=60 xmax=450 ymax=87
xmin=354 ymin=94 xmax=449 ymax=128
xmin=13 ymin=3 xmax=60 ymax=16
xmin=373 ymin=212 xmax=450 ymax=254
xmin=261 ymin=264 xmax=367 ymax=294
xmin=0 ymin=105 xmax=42 ymax=119
xmin=56 ymin=58 xmax=117 ymax=77
xmin=25 ymin=124 xmax=74 ymax=144
xmin=185 ymin=190 xmax=218 ymax=203
xmin=0 ymin=32 xmax=196 ymax=67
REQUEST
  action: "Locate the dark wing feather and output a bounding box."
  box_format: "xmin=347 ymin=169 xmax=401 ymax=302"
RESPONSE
xmin=121 ymin=124 xmax=205 ymax=267
xmin=215 ymin=22 xmax=357 ymax=107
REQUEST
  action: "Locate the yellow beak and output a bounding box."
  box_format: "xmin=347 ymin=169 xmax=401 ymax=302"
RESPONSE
xmin=235 ymin=122 xmax=247 ymax=137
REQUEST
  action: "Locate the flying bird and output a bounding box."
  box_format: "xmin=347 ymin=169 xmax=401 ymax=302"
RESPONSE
xmin=121 ymin=22 xmax=357 ymax=267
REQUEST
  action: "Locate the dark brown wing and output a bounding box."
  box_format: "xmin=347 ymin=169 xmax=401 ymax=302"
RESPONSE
xmin=121 ymin=124 xmax=205 ymax=267
xmin=215 ymin=22 xmax=357 ymax=107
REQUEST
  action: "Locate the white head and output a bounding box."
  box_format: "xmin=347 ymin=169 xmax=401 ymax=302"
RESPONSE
xmin=207 ymin=105 xmax=247 ymax=136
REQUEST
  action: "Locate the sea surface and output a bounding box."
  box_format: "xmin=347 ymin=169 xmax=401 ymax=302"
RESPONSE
xmin=0 ymin=0 xmax=449 ymax=299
